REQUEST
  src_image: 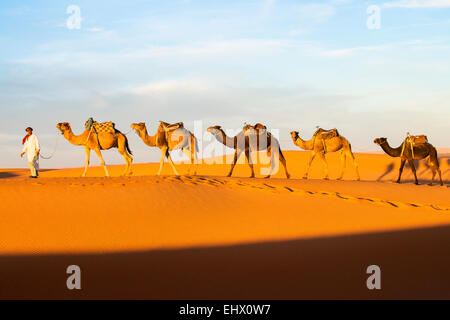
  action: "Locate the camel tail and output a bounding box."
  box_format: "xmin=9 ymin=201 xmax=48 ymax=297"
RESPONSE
xmin=125 ymin=135 xmax=133 ymax=156
xmin=195 ymin=136 xmax=200 ymax=157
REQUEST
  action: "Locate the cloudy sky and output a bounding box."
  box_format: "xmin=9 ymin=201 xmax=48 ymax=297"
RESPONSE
xmin=1 ymin=0 xmax=449 ymax=168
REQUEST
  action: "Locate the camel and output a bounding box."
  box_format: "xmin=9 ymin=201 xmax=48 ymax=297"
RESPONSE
xmin=290 ymin=129 xmax=360 ymax=180
xmin=374 ymin=137 xmax=443 ymax=186
xmin=131 ymin=122 xmax=198 ymax=176
xmin=207 ymin=124 xmax=290 ymax=179
xmin=56 ymin=122 xmax=133 ymax=177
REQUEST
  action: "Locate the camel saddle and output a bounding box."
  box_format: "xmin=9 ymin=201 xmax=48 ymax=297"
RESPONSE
xmin=312 ymin=127 xmax=339 ymax=154
xmin=159 ymin=121 xmax=184 ymax=133
xmin=157 ymin=121 xmax=185 ymax=148
xmin=313 ymin=127 xmax=339 ymax=140
xmin=407 ymin=134 xmax=428 ymax=145
xmin=401 ymin=134 xmax=428 ymax=158
xmin=243 ymin=123 xmax=267 ymax=135
xmin=85 ymin=118 xmax=116 ymax=134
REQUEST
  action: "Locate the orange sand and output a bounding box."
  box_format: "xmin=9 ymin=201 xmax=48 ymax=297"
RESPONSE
xmin=0 ymin=151 xmax=449 ymax=299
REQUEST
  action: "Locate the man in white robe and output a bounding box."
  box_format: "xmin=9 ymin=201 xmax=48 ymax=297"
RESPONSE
xmin=20 ymin=127 xmax=40 ymax=178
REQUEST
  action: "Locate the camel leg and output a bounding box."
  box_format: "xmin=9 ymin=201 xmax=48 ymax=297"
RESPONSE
xmin=192 ymin=137 xmax=199 ymax=176
xmin=349 ymin=151 xmax=361 ymax=181
xmin=263 ymin=146 xmax=273 ymax=179
xmin=429 ymin=152 xmax=444 ymax=187
xmin=396 ymin=159 xmax=406 ymax=183
xmin=408 ymin=159 xmax=419 ymax=185
xmin=118 ymin=137 xmax=133 ymax=176
xmin=245 ymin=148 xmax=255 ymax=178
xmin=279 ymin=148 xmax=290 ymax=179
xmin=429 ymin=165 xmax=437 ymax=186
xmin=157 ymin=147 xmax=167 ymax=176
xmin=82 ymin=147 xmax=91 ymax=177
xmin=318 ymin=152 xmax=329 ymax=180
xmin=94 ymin=148 xmax=110 ymax=177
xmin=428 ymin=161 xmax=443 ymax=186
xmin=228 ymin=149 xmax=243 ymax=177
xmin=337 ymin=150 xmax=346 ymax=181
xmin=304 ymin=151 xmax=316 ymax=179
xmin=166 ymin=150 xmax=180 ymax=176
xmin=119 ymin=151 xmax=133 ymax=176
xmin=262 ymin=146 xmax=289 ymax=179
xmin=438 ymin=168 xmax=444 ymax=186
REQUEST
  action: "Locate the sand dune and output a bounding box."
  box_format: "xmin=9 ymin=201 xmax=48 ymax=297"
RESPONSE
xmin=0 ymin=151 xmax=449 ymax=299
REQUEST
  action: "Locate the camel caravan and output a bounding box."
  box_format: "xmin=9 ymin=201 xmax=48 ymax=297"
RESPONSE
xmin=55 ymin=118 xmax=444 ymax=186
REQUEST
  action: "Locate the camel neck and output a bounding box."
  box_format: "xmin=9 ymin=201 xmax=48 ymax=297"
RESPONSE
xmin=294 ymin=135 xmax=314 ymax=151
xmin=139 ymin=127 xmax=157 ymax=147
xmin=380 ymin=141 xmax=403 ymax=157
xmin=215 ymin=130 xmax=235 ymax=148
xmin=63 ymin=129 xmax=90 ymax=146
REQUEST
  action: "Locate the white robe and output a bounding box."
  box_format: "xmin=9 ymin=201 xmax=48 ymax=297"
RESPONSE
xmin=22 ymin=134 xmax=40 ymax=167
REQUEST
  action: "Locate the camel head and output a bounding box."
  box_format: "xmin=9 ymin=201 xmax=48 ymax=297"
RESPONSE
xmin=56 ymin=122 xmax=72 ymax=135
xmin=290 ymin=131 xmax=299 ymax=140
xmin=374 ymin=137 xmax=387 ymax=146
xmin=207 ymin=125 xmax=222 ymax=136
xmin=131 ymin=122 xmax=146 ymax=134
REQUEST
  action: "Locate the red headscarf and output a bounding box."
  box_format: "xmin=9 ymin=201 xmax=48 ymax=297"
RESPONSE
xmin=22 ymin=134 xmax=30 ymax=145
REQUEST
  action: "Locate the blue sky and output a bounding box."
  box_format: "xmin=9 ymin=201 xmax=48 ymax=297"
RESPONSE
xmin=1 ymin=0 xmax=449 ymax=168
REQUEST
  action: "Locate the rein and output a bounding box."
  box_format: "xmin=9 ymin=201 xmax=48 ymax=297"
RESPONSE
xmin=39 ymin=133 xmax=61 ymax=160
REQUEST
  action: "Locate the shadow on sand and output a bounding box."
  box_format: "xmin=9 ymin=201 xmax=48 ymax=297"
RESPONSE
xmin=377 ymin=159 xmax=449 ymax=185
xmin=1 ymin=225 xmax=450 ymax=299
xmin=0 ymin=172 xmax=21 ymax=179
xmin=377 ymin=163 xmax=395 ymax=181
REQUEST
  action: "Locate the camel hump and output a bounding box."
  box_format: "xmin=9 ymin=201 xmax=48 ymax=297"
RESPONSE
xmin=159 ymin=121 xmax=184 ymax=132
xmin=407 ymin=134 xmax=428 ymax=145
xmin=253 ymin=123 xmax=267 ymax=131
xmin=243 ymin=123 xmax=268 ymax=135
xmin=314 ymin=127 xmax=339 ymax=140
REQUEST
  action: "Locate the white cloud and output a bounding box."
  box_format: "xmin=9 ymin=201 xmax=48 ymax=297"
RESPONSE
xmin=86 ymin=27 xmax=104 ymax=33
xmin=12 ymin=39 xmax=291 ymax=68
xmin=320 ymin=40 xmax=424 ymax=57
xmin=383 ymin=0 xmax=450 ymax=8
xmin=131 ymin=79 xmax=212 ymax=95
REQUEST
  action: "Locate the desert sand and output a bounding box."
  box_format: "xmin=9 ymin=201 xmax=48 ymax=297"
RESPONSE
xmin=0 ymin=150 xmax=449 ymax=299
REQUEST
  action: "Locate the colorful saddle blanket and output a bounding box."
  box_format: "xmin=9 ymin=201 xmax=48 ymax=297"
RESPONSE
xmin=85 ymin=118 xmax=116 ymax=134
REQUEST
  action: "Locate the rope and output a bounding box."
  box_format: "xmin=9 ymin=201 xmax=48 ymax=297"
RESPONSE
xmin=84 ymin=127 xmax=94 ymax=145
xmin=401 ymin=133 xmax=415 ymax=159
xmin=39 ymin=133 xmax=60 ymax=160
